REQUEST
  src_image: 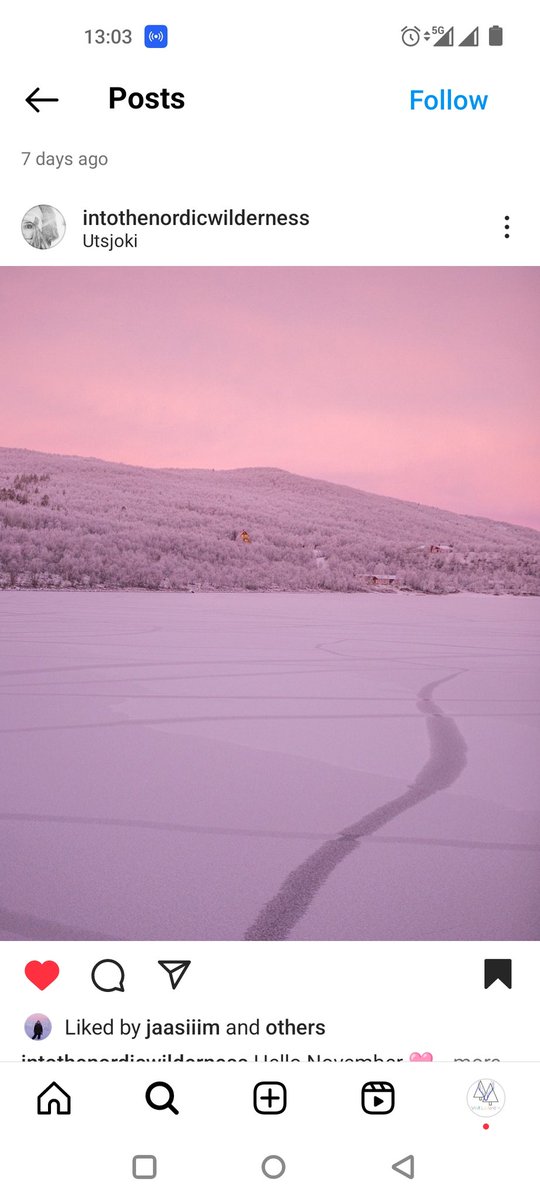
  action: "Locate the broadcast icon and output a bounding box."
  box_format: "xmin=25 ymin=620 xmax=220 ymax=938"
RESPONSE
xmin=158 ymin=960 xmax=191 ymax=989
xmin=144 ymin=25 xmax=168 ymax=48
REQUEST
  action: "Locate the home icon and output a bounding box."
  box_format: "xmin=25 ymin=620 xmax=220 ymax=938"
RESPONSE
xmin=37 ymin=1081 xmax=71 ymax=1116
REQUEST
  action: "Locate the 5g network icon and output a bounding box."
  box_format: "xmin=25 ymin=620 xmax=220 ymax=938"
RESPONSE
xmin=144 ymin=24 xmax=168 ymax=48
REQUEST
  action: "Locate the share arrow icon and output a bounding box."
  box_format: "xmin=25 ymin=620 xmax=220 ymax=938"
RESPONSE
xmin=158 ymin=960 xmax=191 ymax=989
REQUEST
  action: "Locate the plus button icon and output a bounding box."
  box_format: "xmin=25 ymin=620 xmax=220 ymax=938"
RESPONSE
xmin=254 ymin=1081 xmax=287 ymax=1115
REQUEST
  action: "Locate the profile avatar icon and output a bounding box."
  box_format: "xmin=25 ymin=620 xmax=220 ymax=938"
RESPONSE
xmin=466 ymin=1078 xmax=505 ymax=1118
xmin=25 ymin=1013 xmax=52 ymax=1041
xmin=21 ymin=205 xmax=66 ymax=250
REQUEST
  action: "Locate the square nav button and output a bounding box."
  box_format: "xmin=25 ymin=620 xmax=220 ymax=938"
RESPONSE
xmin=132 ymin=1156 xmax=157 ymax=1179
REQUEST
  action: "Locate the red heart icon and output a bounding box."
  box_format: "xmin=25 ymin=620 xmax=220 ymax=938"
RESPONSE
xmin=25 ymin=960 xmax=60 ymax=990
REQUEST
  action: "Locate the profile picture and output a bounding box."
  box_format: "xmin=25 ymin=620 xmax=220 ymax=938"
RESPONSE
xmin=21 ymin=205 xmax=66 ymax=250
xmin=24 ymin=1013 xmax=52 ymax=1041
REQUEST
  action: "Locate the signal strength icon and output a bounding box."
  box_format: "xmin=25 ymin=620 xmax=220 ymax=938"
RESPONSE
xmin=434 ymin=26 xmax=454 ymax=46
xmin=459 ymin=26 xmax=479 ymax=46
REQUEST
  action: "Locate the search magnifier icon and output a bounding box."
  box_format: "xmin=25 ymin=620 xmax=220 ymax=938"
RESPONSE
xmin=145 ymin=1081 xmax=179 ymax=1115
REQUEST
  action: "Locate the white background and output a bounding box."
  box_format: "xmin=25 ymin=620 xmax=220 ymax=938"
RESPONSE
xmin=3 ymin=941 xmax=537 ymax=1065
xmin=1 ymin=0 xmax=539 ymax=263
xmin=0 ymin=1059 xmax=535 ymax=1198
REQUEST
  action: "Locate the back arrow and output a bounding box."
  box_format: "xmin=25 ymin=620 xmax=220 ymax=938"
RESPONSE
xmin=26 ymin=87 xmax=59 ymax=113
xmin=392 ymin=1154 xmax=415 ymax=1180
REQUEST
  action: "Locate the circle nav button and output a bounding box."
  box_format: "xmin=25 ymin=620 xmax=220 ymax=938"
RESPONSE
xmin=261 ymin=1156 xmax=286 ymax=1179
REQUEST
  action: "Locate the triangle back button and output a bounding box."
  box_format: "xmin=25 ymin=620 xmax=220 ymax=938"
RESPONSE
xmin=391 ymin=1154 xmax=415 ymax=1179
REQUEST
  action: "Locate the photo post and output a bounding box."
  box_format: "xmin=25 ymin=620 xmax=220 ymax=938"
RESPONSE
xmin=0 ymin=2 xmax=539 ymax=1194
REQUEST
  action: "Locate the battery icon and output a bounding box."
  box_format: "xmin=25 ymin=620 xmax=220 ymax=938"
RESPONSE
xmin=489 ymin=25 xmax=503 ymax=45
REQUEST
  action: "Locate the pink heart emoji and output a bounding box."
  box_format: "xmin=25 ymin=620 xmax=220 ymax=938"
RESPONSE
xmin=25 ymin=960 xmax=60 ymax=990
xmin=409 ymin=1051 xmax=433 ymax=1062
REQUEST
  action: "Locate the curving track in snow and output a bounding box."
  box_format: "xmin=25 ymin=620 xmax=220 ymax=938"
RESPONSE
xmin=245 ymin=674 xmax=467 ymax=939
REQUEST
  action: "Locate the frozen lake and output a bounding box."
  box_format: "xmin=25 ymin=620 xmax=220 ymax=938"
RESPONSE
xmin=0 ymin=591 xmax=539 ymax=940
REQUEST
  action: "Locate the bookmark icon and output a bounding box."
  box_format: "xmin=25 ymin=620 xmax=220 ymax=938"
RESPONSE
xmin=484 ymin=959 xmax=512 ymax=989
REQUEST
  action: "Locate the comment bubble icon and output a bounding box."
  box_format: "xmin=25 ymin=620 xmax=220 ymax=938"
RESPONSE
xmin=91 ymin=958 xmax=125 ymax=992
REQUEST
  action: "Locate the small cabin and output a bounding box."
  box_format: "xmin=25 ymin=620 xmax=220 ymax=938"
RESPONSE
xmin=430 ymin=543 xmax=453 ymax=554
xmin=240 ymin=530 xmax=251 ymax=544
xmin=370 ymin=573 xmax=397 ymax=586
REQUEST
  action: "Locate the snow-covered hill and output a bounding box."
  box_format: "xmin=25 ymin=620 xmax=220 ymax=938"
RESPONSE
xmin=1 ymin=447 xmax=538 ymax=593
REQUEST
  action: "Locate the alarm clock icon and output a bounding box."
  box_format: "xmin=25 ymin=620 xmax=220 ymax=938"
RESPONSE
xmin=402 ymin=25 xmax=420 ymax=46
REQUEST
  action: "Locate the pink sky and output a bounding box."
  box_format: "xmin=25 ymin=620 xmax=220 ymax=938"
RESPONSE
xmin=1 ymin=266 xmax=539 ymax=527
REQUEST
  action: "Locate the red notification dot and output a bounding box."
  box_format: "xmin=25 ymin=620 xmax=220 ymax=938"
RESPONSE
xmin=483 ymin=1124 xmax=489 ymax=1130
